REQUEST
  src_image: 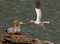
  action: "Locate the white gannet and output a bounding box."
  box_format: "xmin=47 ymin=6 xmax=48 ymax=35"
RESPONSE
xmin=6 ymin=20 xmax=25 ymax=33
xmin=29 ymin=1 xmax=50 ymax=29
xmin=16 ymin=21 xmax=25 ymax=32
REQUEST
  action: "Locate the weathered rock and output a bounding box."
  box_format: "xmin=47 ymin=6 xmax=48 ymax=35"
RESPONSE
xmin=0 ymin=32 xmax=54 ymax=44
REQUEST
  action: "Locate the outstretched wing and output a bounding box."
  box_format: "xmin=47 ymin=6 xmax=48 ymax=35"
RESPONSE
xmin=35 ymin=1 xmax=42 ymax=22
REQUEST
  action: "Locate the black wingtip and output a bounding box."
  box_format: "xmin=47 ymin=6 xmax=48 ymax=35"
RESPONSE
xmin=36 ymin=1 xmax=41 ymax=8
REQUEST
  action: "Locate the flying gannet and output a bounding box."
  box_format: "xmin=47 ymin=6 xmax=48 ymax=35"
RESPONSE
xmin=29 ymin=1 xmax=50 ymax=30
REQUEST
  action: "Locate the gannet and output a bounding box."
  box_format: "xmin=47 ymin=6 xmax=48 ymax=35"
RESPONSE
xmin=29 ymin=1 xmax=50 ymax=28
xmin=6 ymin=20 xmax=25 ymax=33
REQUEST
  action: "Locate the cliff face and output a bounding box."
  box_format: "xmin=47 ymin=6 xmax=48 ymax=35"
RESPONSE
xmin=0 ymin=32 xmax=54 ymax=44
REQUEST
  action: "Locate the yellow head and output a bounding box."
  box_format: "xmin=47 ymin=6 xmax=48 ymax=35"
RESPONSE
xmin=18 ymin=22 xmax=25 ymax=26
xmin=19 ymin=22 xmax=25 ymax=24
xmin=29 ymin=20 xmax=35 ymax=24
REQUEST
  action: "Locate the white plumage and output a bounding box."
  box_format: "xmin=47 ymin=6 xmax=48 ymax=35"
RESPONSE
xmin=35 ymin=8 xmax=42 ymax=24
xmin=30 ymin=1 xmax=50 ymax=25
xmin=35 ymin=8 xmax=50 ymax=24
xmin=29 ymin=1 xmax=50 ymax=30
xmin=6 ymin=27 xmax=17 ymax=33
xmin=7 ymin=27 xmax=21 ymax=33
xmin=6 ymin=21 xmax=24 ymax=33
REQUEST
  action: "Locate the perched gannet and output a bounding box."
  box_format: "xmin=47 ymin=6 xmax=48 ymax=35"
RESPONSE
xmin=6 ymin=20 xmax=25 ymax=33
xmin=29 ymin=1 xmax=50 ymax=29
xmin=16 ymin=21 xmax=25 ymax=32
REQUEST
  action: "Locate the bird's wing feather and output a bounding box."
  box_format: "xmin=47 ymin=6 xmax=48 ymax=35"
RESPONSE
xmin=35 ymin=8 xmax=42 ymax=22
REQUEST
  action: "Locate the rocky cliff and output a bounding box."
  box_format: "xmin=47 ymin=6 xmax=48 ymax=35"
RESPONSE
xmin=0 ymin=32 xmax=54 ymax=44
